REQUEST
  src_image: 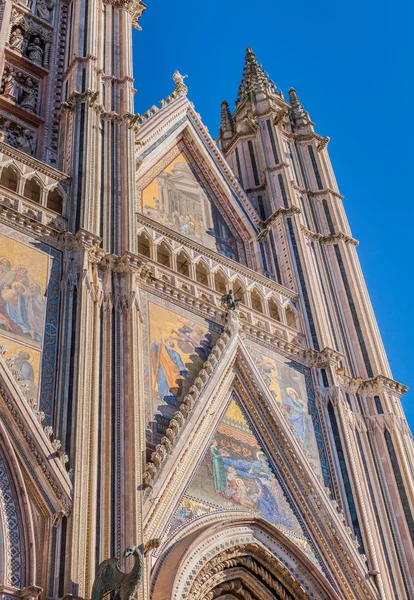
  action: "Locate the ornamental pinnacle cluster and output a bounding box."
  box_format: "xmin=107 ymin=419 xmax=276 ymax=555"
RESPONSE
xmin=0 ymin=4 xmax=412 ymax=600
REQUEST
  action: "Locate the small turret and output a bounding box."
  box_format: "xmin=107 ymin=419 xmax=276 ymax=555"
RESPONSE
xmin=288 ymin=87 xmax=309 ymax=127
xmin=219 ymin=100 xmax=234 ymax=149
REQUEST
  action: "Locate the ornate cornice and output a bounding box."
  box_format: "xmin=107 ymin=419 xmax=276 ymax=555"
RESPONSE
xmin=359 ymin=374 xmax=408 ymax=397
xmin=61 ymin=55 xmax=98 ymax=81
xmin=335 ymin=368 xmax=408 ymax=399
xmin=291 ymin=183 xmax=344 ymax=200
xmin=303 ymin=347 xmax=344 ymax=368
xmin=257 ymin=206 xmax=301 ymax=241
xmin=0 ymin=202 xmax=66 ymax=244
xmin=301 ymin=225 xmax=359 ymax=246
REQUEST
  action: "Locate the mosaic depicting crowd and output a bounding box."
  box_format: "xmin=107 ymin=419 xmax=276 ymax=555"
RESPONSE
xmin=0 ymin=257 xmax=46 ymax=343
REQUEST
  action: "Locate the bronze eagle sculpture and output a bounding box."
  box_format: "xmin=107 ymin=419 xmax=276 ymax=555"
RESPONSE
xmin=91 ymin=540 xmax=161 ymax=600
xmin=221 ymin=289 xmax=241 ymax=312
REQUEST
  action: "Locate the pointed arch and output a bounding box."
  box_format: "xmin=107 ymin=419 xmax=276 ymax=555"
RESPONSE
xmin=268 ymin=296 xmax=281 ymax=321
xmin=138 ymin=230 xmax=152 ymax=257
xmin=286 ymin=304 xmax=297 ymax=329
xmin=250 ymin=288 xmax=263 ymax=313
xmin=214 ymin=269 xmax=227 ymax=295
xmin=151 ymin=518 xmax=340 ymax=600
xmin=23 ymin=176 xmax=42 ymax=204
xmin=231 ymin=277 xmax=246 ymax=305
xmin=157 ymin=241 xmax=172 ymax=268
xmin=46 ymin=186 xmax=64 ymax=214
xmin=195 ymin=259 xmax=210 ymax=286
xmin=176 ymin=250 xmax=191 ymax=278
xmin=0 ymin=164 xmax=19 ymax=192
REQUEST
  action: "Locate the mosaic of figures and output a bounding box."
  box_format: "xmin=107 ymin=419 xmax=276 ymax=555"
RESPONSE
xmin=170 ymin=399 xmax=320 ymax=566
xmin=141 ymin=153 xmax=241 ymax=261
xmin=246 ymin=340 xmax=323 ymax=477
xmin=143 ymin=295 xmax=221 ymax=437
xmin=0 ymin=227 xmax=59 ymax=408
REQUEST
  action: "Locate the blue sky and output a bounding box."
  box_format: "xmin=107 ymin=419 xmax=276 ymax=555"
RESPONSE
xmin=133 ymin=0 xmax=413 ymax=427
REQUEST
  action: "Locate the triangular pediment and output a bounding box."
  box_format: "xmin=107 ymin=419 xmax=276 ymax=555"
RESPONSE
xmin=168 ymin=394 xmax=322 ymax=567
xmin=136 ymin=96 xmax=260 ymax=266
xmin=144 ymin=316 xmax=371 ymax=597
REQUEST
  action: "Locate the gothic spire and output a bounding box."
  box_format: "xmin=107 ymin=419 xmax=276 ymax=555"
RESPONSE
xmin=288 ymin=87 xmax=309 ymax=126
xmin=219 ymin=100 xmax=234 ymax=139
xmin=236 ymin=47 xmax=278 ymax=106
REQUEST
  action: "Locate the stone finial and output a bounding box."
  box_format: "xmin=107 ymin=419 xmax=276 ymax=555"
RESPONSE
xmin=288 ymin=87 xmax=309 ymax=126
xmin=172 ymin=70 xmax=188 ymax=96
xmin=219 ymin=100 xmax=234 ymax=141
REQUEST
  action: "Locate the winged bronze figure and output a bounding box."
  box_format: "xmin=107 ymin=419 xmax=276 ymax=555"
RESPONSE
xmin=221 ymin=289 xmax=241 ymax=312
xmin=91 ymin=540 xmax=161 ymax=600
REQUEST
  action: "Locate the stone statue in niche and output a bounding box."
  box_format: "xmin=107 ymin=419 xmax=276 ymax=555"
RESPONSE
xmin=27 ymin=36 xmax=43 ymax=65
xmin=16 ymin=128 xmax=34 ymax=155
xmin=35 ymin=0 xmax=54 ymax=21
xmin=9 ymin=27 xmax=25 ymax=52
xmin=20 ymin=77 xmax=37 ymax=112
xmin=3 ymin=70 xmax=20 ymax=101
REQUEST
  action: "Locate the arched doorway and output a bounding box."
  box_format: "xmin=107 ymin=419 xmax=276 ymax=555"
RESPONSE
xmin=150 ymin=517 xmax=340 ymax=600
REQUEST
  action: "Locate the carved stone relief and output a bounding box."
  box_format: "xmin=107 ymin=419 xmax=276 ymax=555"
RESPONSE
xmin=0 ymin=117 xmax=36 ymax=155
xmin=8 ymin=10 xmax=52 ymax=68
xmin=1 ymin=66 xmax=40 ymax=113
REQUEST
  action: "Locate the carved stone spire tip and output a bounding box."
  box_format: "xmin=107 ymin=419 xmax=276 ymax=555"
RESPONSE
xmin=236 ymin=47 xmax=278 ymax=106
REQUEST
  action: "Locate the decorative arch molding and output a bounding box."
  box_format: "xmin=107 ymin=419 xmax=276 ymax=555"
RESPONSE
xmin=0 ymin=450 xmax=23 ymax=588
xmin=151 ymin=518 xmax=341 ymax=600
xmin=0 ymin=420 xmax=37 ymax=590
xmin=0 ymin=160 xmax=24 ymax=178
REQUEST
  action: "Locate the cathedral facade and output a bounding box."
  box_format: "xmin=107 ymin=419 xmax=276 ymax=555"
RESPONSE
xmin=0 ymin=2 xmax=413 ymax=599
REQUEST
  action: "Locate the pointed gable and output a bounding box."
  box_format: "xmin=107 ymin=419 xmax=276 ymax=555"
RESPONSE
xmin=136 ymin=93 xmax=262 ymax=269
xmin=140 ymin=146 xmax=244 ymax=262
xmin=168 ymin=396 xmax=321 ymax=567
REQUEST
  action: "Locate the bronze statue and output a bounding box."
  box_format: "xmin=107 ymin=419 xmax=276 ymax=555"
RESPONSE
xmin=221 ymin=289 xmax=241 ymax=311
xmin=91 ymin=541 xmax=161 ymax=600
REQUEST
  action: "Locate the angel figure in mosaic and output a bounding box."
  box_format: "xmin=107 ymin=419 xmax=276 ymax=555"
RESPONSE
xmin=151 ymin=338 xmax=189 ymax=405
